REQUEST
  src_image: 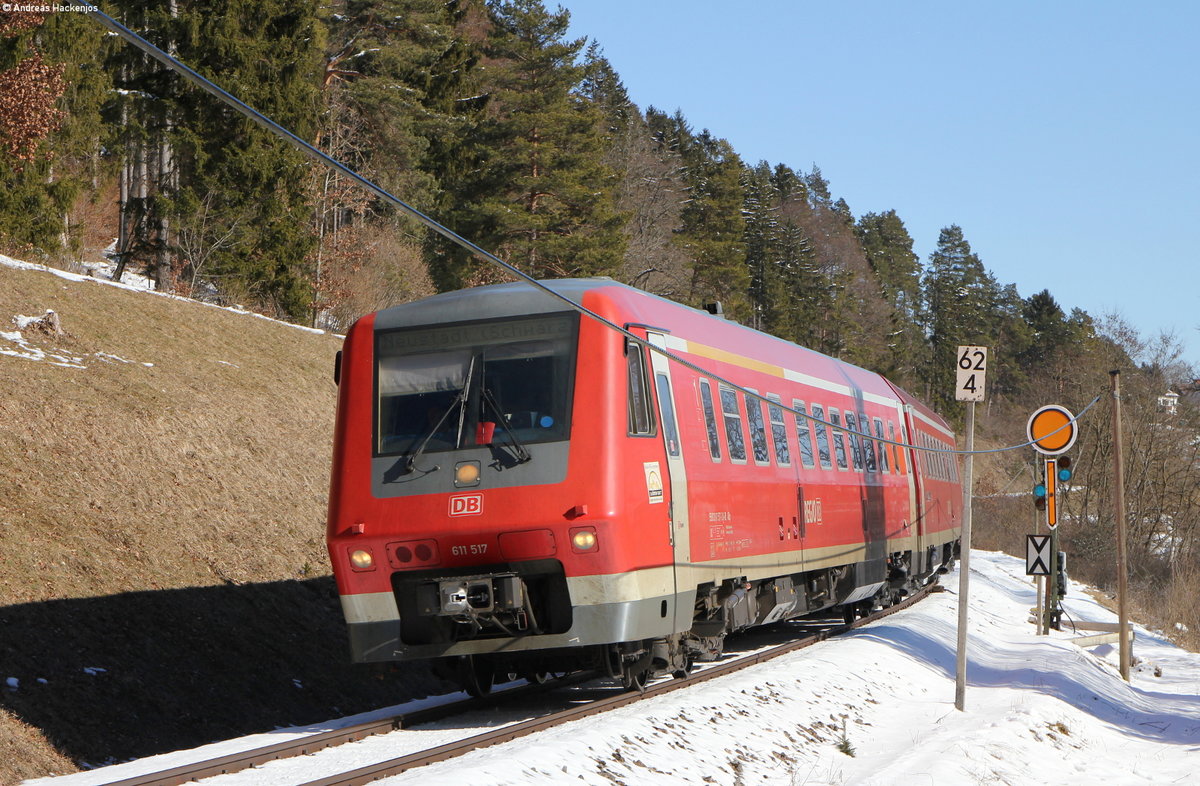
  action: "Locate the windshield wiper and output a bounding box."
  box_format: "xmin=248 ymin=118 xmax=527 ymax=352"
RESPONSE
xmin=481 ymin=386 xmax=531 ymax=464
xmin=404 ymin=356 xmax=477 ymax=474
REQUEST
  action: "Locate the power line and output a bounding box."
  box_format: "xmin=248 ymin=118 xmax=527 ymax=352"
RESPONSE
xmin=81 ymin=4 xmax=1100 ymax=458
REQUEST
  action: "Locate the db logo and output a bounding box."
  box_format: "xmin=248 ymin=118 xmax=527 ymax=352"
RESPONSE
xmin=448 ymin=493 xmax=484 ymax=517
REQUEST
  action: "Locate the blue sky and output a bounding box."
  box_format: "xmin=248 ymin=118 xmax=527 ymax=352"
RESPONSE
xmin=562 ymin=1 xmax=1200 ymax=373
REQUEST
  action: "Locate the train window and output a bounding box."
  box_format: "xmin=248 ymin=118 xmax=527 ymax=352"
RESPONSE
xmin=375 ymin=312 xmax=577 ymax=457
xmin=744 ymin=391 xmax=771 ymax=465
xmin=654 ymin=374 xmax=681 ymax=457
xmin=873 ymin=418 xmax=889 ymax=473
xmin=844 ymin=412 xmax=865 ymax=472
xmin=863 ymin=429 xmax=878 ymax=473
xmin=766 ymin=395 xmax=791 ymax=467
xmin=829 ymin=409 xmax=849 ymax=470
xmin=699 ymin=379 xmax=722 ymax=461
xmin=627 ymin=340 xmax=655 ymax=436
xmin=860 ymin=412 xmax=878 ymax=473
xmin=792 ymin=400 xmax=815 ymax=469
xmin=719 ymin=386 xmax=747 ymax=463
xmin=810 ymin=404 xmax=833 ymax=470
xmin=889 ymin=422 xmax=905 ymax=474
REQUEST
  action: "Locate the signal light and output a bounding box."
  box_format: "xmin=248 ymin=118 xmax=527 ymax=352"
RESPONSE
xmin=1057 ymin=456 xmax=1072 ymax=483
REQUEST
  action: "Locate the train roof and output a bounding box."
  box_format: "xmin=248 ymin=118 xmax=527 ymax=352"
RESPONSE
xmin=372 ymin=278 xmax=615 ymax=331
xmin=369 ymin=278 xmax=954 ymax=436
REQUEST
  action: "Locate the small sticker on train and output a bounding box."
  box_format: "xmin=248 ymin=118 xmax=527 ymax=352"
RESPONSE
xmin=644 ymin=462 xmax=664 ymax=504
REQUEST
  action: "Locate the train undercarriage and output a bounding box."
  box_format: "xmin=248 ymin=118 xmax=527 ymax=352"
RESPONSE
xmin=425 ymin=542 xmax=958 ymax=697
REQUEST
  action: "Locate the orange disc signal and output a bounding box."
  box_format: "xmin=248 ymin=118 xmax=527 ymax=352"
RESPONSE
xmin=1027 ymin=404 xmax=1077 ymax=455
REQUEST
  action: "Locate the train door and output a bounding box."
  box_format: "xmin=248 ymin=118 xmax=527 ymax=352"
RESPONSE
xmin=901 ymin=405 xmax=928 ymax=549
xmin=645 ymin=332 xmax=692 ymax=632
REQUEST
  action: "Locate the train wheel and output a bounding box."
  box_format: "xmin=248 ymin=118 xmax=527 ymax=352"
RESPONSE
xmin=622 ymin=665 xmax=650 ymax=692
xmin=522 ymin=670 xmax=550 ymax=685
xmin=458 ymin=655 xmax=494 ymax=698
xmin=672 ymin=656 xmax=696 ymax=680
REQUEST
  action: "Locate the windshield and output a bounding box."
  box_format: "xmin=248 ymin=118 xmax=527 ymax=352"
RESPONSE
xmin=375 ymin=313 xmax=578 ymax=457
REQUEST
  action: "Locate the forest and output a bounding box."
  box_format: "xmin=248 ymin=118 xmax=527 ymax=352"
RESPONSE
xmin=2 ymin=0 xmax=1198 ymax=644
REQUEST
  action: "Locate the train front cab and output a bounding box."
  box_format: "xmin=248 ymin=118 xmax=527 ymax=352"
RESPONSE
xmin=326 ymin=283 xmax=689 ymax=670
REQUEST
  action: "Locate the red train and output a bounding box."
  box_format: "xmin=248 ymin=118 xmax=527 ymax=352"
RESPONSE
xmin=326 ymin=279 xmax=961 ymax=693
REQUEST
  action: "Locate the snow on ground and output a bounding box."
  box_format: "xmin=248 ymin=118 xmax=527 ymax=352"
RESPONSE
xmin=0 ymin=253 xmax=331 ymax=340
xmin=27 ymin=550 xmax=1200 ymax=786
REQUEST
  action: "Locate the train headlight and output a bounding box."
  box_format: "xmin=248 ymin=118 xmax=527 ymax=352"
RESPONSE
xmin=349 ymin=549 xmax=375 ymax=571
xmin=570 ymin=527 xmax=598 ymax=552
xmin=455 ymin=461 xmax=481 ymax=487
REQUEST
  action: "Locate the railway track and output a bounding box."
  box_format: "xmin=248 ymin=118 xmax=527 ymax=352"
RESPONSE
xmin=106 ymin=584 xmax=940 ymax=786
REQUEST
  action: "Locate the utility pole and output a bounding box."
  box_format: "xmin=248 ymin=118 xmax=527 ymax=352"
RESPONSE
xmin=1111 ymin=370 xmax=1130 ymax=681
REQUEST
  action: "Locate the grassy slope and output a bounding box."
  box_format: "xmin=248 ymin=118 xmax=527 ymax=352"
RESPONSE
xmin=0 ymin=265 xmax=437 ymax=781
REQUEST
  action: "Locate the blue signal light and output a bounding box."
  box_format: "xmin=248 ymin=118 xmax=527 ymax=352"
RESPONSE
xmin=1058 ymin=467 xmax=1073 ymax=482
xmin=1034 ymin=483 xmax=1047 ymax=498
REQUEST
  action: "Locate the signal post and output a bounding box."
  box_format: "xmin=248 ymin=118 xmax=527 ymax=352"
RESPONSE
xmin=1027 ymin=405 xmax=1076 ymax=632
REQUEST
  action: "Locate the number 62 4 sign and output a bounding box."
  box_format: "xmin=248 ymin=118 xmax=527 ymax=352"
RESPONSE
xmin=955 ymin=346 xmax=988 ymax=402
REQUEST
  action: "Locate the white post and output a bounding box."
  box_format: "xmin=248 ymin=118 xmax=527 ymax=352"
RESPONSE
xmin=955 ymin=399 xmax=975 ymax=711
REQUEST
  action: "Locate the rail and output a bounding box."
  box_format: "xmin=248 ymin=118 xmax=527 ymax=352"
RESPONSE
xmin=107 ymin=583 xmax=938 ymax=786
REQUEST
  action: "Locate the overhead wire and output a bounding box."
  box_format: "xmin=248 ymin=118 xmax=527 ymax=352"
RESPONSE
xmin=81 ymin=4 xmax=1100 ymax=458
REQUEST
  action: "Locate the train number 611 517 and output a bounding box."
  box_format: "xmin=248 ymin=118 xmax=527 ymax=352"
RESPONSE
xmin=452 ymin=544 xmax=488 ymax=556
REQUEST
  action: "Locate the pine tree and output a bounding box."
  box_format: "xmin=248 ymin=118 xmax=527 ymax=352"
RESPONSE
xmin=647 ymin=109 xmax=747 ymax=317
xmin=451 ymin=0 xmax=624 ymax=283
xmin=314 ymin=0 xmax=479 ymax=319
xmin=921 ymin=224 xmax=999 ymax=406
xmin=159 ymin=0 xmax=325 ymax=318
xmin=742 ymin=161 xmax=778 ymax=330
xmin=856 ymin=210 xmax=927 ymax=382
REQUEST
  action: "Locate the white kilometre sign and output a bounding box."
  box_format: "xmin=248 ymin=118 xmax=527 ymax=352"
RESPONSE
xmin=955 ymin=346 xmax=988 ymax=402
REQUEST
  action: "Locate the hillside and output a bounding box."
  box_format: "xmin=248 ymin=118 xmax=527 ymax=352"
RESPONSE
xmin=0 ymin=259 xmax=440 ymax=782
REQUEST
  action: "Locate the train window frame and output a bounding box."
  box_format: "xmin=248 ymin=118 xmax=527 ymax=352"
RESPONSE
xmin=873 ymin=418 xmax=890 ymax=473
xmin=719 ymin=385 xmax=748 ymax=464
xmin=766 ymin=394 xmax=792 ymax=467
xmin=889 ymin=422 xmax=905 ymax=475
xmin=792 ymin=399 xmax=816 ymax=469
xmin=626 ymin=339 xmax=656 ymax=437
xmin=828 ymin=408 xmax=849 ymax=471
xmin=859 ymin=412 xmax=878 ymax=473
xmin=844 ymin=411 xmax=865 ymax=473
xmin=699 ymin=379 xmax=722 ymax=462
xmin=744 ymin=389 xmax=771 ymax=466
xmin=810 ymin=403 xmax=833 ymax=470
xmin=654 ymin=373 xmax=681 ymax=457
xmin=372 ymin=311 xmax=579 ymax=459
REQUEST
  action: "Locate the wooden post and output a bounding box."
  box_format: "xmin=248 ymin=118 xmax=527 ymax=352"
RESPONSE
xmin=1110 ymin=370 xmax=1131 ymax=681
